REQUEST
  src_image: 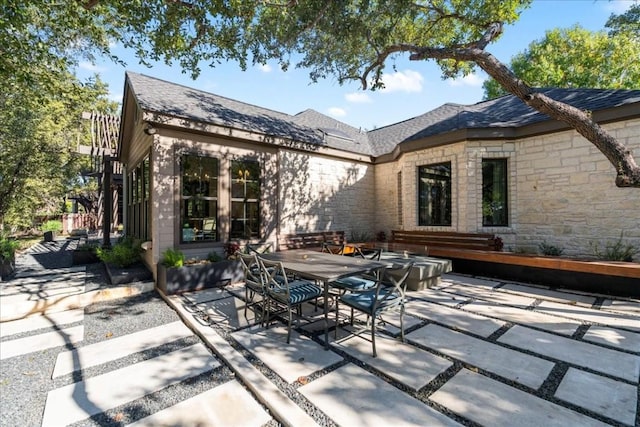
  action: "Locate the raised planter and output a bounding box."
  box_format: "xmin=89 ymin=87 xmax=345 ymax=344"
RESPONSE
xmin=157 ymin=259 xmax=243 ymax=295
xmin=43 ymin=231 xmax=57 ymax=242
xmin=104 ymin=262 xmax=153 ymax=286
xmin=428 ymin=248 xmax=640 ymax=297
xmin=71 ymin=250 xmax=100 ymax=265
xmin=0 ymin=256 xmax=15 ymax=281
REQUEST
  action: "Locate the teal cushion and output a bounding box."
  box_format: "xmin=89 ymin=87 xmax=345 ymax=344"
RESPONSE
xmin=332 ymin=276 xmax=376 ymax=291
xmin=340 ymin=288 xmax=400 ymax=313
xmin=270 ymin=281 xmax=322 ymax=304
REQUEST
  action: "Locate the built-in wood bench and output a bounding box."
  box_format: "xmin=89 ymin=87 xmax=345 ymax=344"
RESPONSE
xmin=278 ymin=231 xmax=345 ymax=251
xmin=390 ymin=230 xmax=500 ymax=256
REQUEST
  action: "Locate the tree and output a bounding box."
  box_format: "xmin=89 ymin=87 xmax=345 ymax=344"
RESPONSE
xmin=0 ymin=73 xmax=114 ymax=229
xmin=605 ymin=3 xmax=640 ymax=37
xmin=483 ymin=26 xmax=640 ymax=99
xmin=3 ymin=1 xmax=639 ymax=187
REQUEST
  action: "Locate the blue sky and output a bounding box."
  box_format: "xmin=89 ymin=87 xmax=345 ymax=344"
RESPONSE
xmin=76 ymin=0 xmax=635 ymax=130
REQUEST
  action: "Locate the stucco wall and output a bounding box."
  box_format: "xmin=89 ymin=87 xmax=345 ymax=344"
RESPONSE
xmin=278 ymin=150 xmax=376 ymax=240
xmin=374 ymin=118 xmax=640 ymax=257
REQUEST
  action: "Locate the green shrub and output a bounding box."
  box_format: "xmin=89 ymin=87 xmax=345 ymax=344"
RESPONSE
xmin=161 ymin=248 xmax=185 ymax=267
xmin=591 ymin=232 xmax=638 ymax=262
xmin=207 ymin=251 xmax=223 ymax=262
xmin=41 ymin=220 xmax=62 ymax=233
xmin=76 ymin=242 xmax=99 ymax=252
xmin=0 ymin=234 xmax=19 ymax=261
xmin=538 ymin=241 xmax=564 ymax=256
xmin=96 ymin=236 xmax=142 ymax=268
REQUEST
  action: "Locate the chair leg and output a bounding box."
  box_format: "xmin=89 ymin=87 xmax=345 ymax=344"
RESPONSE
xmin=287 ymin=304 xmax=292 ymax=344
xmin=400 ymin=304 xmax=405 ymax=342
xmin=371 ymin=315 xmax=377 ymax=358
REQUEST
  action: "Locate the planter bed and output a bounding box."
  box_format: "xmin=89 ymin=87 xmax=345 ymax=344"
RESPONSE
xmin=427 ymin=248 xmax=640 ymax=297
xmin=71 ymin=250 xmax=100 ymax=265
xmin=157 ymin=259 xmax=243 ymax=295
xmin=105 ymin=262 xmax=153 ymax=286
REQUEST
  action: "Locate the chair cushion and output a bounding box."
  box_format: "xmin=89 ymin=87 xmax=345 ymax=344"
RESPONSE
xmin=270 ymin=281 xmax=322 ymax=304
xmin=332 ymin=276 xmax=376 ymax=291
xmin=340 ymin=288 xmax=400 ymax=313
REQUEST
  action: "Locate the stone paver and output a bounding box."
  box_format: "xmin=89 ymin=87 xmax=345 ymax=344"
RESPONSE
xmin=601 ymin=298 xmax=640 ymax=315
xmin=582 ymin=325 xmax=640 ymax=353
xmin=0 ymin=325 xmax=84 ymax=360
xmin=555 ymin=368 xmax=637 ymax=425
xmin=463 ymin=299 xmax=581 ymax=335
xmin=52 ymin=320 xmax=193 ymax=377
xmin=536 ymin=300 xmax=640 ymax=332
xmin=0 ymin=308 xmax=84 ymax=338
xmin=407 ymin=324 xmax=554 ymax=389
xmin=298 ymin=363 xmax=462 ymax=427
xmin=182 ymin=287 xmax=232 ymax=305
xmin=331 ymin=332 xmax=452 ymax=391
xmin=128 ymin=380 xmax=271 ymax=427
xmin=500 ymin=283 xmax=597 ymax=307
xmin=440 ymin=283 xmax=537 ymax=308
xmin=430 ymin=369 xmax=611 ymax=427
xmin=41 ymin=343 xmax=219 ymax=427
xmin=197 ymin=296 xmax=258 ymax=330
xmin=498 ymin=325 xmax=640 ymax=382
xmin=410 ymin=287 xmax=468 ymax=307
xmin=405 ymin=298 xmax=505 ymax=338
xmin=232 ymin=325 xmax=342 ymax=383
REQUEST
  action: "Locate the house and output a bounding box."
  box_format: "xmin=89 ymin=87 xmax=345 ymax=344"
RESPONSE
xmin=118 ymin=72 xmax=640 ymax=275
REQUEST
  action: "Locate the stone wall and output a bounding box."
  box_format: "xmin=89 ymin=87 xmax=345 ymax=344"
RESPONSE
xmin=374 ymin=118 xmax=640 ymax=257
xmin=278 ymin=150 xmax=375 ymax=241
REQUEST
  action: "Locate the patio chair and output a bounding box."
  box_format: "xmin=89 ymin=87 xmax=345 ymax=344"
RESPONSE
xmin=329 ymin=247 xmax=383 ymax=308
xmin=238 ymin=252 xmax=268 ymax=325
xmin=337 ymin=261 xmax=415 ymax=357
xmin=354 ymin=247 xmax=382 ymax=261
xmin=259 ymin=257 xmax=323 ymax=344
xmin=247 ymin=242 xmax=273 ymax=254
xmin=322 ymin=242 xmax=345 ymax=255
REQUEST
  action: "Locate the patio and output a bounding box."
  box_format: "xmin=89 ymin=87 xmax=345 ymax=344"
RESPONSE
xmin=166 ymin=269 xmax=640 ymax=427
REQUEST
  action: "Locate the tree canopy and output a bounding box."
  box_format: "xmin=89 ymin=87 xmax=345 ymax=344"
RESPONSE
xmin=2 ymin=0 xmax=639 ymax=187
xmin=483 ymin=24 xmax=640 ymax=99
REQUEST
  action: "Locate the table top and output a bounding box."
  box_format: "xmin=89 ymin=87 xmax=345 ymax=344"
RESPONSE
xmin=260 ymin=250 xmax=385 ymax=282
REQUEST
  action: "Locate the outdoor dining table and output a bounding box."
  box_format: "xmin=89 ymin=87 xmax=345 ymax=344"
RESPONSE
xmin=259 ymin=249 xmax=387 ymax=349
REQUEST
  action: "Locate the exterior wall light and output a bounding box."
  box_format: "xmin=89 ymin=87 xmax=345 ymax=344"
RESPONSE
xmin=144 ymin=124 xmax=157 ymax=135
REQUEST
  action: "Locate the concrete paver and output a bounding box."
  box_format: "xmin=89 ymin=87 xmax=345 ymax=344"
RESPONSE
xmin=128 ymin=380 xmax=271 ymax=427
xmin=601 ymin=298 xmax=640 ymax=315
xmin=182 ymin=287 xmax=232 ymax=305
xmin=440 ymin=283 xmax=538 ymax=308
xmin=582 ymin=325 xmax=640 ymax=353
xmin=197 ymin=296 xmax=259 ymax=330
xmin=52 ymin=320 xmax=193 ymax=377
xmin=232 ymin=324 xmax=342 ymax=383
xmin=463 ymin=299 xmax=581 ymax=335
xmin=298 ymin=363 xmax=462 ymax=427
xmin=555 ymin=368 xmax=637 ymax=425
xmin=405 ymin=298 xmax=505 ymax=338
xmin=430 ymin=369 xmax=611 ymax=427
xmin=407 ymin=324 xmax=554 ymax=389
xmin=0 ymin=308 xmax=83 ymax=338
xmin=536 ymin=300 xmax=640 ymax=332
xmin=0 ymin=325 xmax=84 ymax=360
xmin=330 ymin=332 xmax=452 ymax=391
xmin=41 ymin=343 xmax=219 ymax=427
xmin=498 ymin=325 xmax=640 ymax=382
xmin=500 ymin=283 xmax=597 ymax=306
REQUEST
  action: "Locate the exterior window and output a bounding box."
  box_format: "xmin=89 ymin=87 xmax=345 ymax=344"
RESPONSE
xmin=418 ymin=162 xmax=451 ymax=226
xmin=230 ymin=160 xmax=260 ymax=239
xmin=181 ymin=155 xmax=218 ymax=243
xmin=482 ymin=158 xmax=508 ymax=226
xmin=126 ymin=155 xmax=150 ymax=241
xmin=397 ymin=171 xmax=403 ymax=226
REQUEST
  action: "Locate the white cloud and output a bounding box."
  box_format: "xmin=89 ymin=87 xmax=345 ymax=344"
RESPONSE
xmin=380 ymin=70 xmax=423 ymax=93
xmin=327 ymin=107 xmax=347 ymax=117
xmin=345 ymin=92 xmax=372 ymax=103
xmin=79 ymin=61 xmax=105 ymax=72
xmin=257 ymin=63 xmax=272 ymax=73
xmin=448 ymin=73 xmax=483 ymax=87
xmin=603 ymin=0 xmax=634 ymax=14
xmin=109 ymin=92 xmax=122 ymax=102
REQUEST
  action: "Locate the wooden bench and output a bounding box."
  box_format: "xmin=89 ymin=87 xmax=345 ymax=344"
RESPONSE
xmin=278 ymin=231 xmax=345 ymax=251
xmin=390 ymin=230 xmax=500 ymax=256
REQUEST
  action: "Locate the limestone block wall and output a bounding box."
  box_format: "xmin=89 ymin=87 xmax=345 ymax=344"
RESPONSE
xmin=278 ymin=150 xmax=375 ymax=240
xmin=513 ymin=119 xmax=640 ymax=256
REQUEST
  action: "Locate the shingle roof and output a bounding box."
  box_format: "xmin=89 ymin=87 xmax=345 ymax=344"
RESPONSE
xmin=126 ymin=72 xmax=640 ymax=158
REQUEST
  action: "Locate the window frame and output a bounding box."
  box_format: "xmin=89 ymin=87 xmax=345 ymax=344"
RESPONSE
xmin=417 ymin=162 xmax=452 ymax=227
xmin=180 ymin=154 xmax=219 ymax=244
xmin=230 ymin=159 xmax=261 ymax=240
xmin=481 ymin=158 xmax=509 ymax=227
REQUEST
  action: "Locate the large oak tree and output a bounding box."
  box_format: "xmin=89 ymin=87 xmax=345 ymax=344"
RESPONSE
xmin=2 ymin=0 xmax=639 ymax=187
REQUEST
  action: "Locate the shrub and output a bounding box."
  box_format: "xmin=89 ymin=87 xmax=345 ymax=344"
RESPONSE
xmin=207 ymin=251 xmax=223 ymax=262
xmin=41 ymin=220 xmax=62 ymax=233
xmin=161 ymin=248 xmax=185 ymax=267
xmin=538 ymin=241 xmax=564 ymax=256
xmin=96 ymin=236 xmax=142 ymax=268
xmin=376 ymin=231 xmax=387 ymax=242
xmin=224 ymin=242 xmax=241 ymax=259
xmin=591 ymin=232 xmax=638 ymax=262
xmin=0 ymin=234 xmax=19 ymax=261
xmin=76 ymin=242 xmax=99 ymax=252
